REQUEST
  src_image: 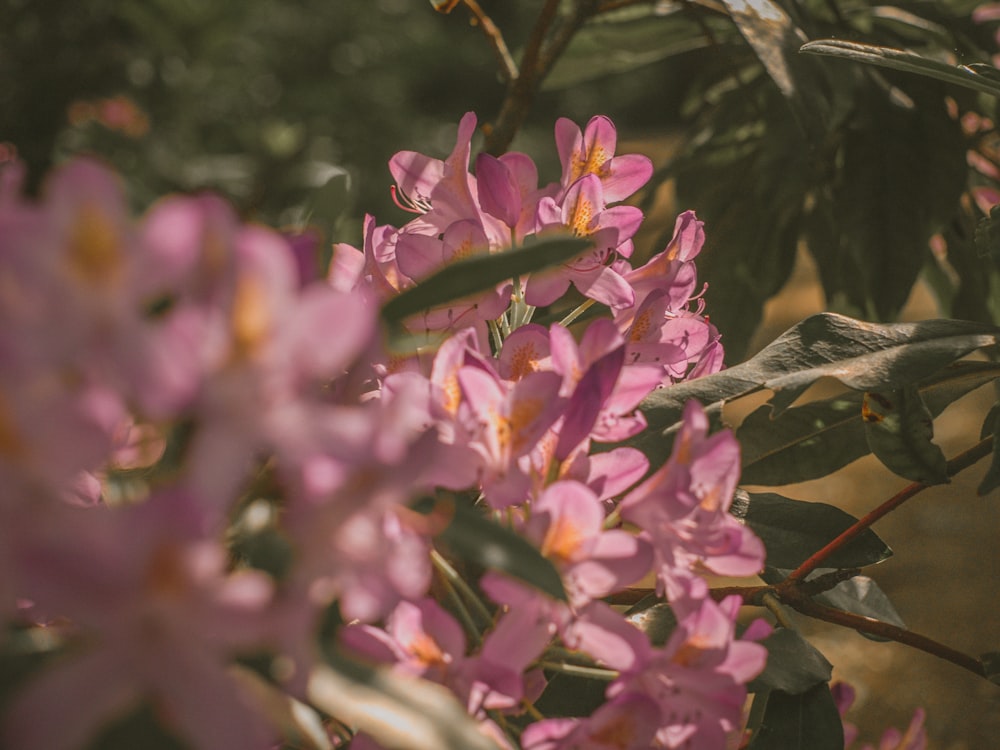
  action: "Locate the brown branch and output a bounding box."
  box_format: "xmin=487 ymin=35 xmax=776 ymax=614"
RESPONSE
xmin=461 ymin=0 xmax=517 ymax=83
xmin=784 ymin=595 xmax=986 ymax=679
xmin=483 ymin=0 xmax=600 ymax=155
xmin=787 ymin=435 xmax=994 ymax=583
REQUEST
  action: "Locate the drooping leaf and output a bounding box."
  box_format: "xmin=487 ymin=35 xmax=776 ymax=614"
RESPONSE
xmin=815 ymin=575 xmax=907 ymax=642
xmin=863 ymin=385 xmax=949 ymax=484
xmin=739 ymin=361 xmax=1000 ymax=485
xmin=800 ymin=39 xmax=1000 ymax=98
xmin=747 ymin=683 xmax=844 ymax=750
xmin=630 ymin=314 xmax=999 ymax=467
xmin=822 ymin=78 xmax=967 ymax=322
xmin=720 ymin=0 xmax=829 ymax=139
xmin=412 ymin=496 xmax=567 ymax=602
xmin=308 ymin=659 xmax=497 ymax=750
xmin=731 ymin=491 xmax=892 ymax=569
xmin=749 ymin=628 xmax=833 ymax=695
xmin=380 ymin=235 xmax=589 ymax=326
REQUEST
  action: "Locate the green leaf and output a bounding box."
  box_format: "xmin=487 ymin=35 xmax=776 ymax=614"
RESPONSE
xmin=739 ymin=362 xmax=1000 ymax=485
xmin=731 ymin=491 xmax=892 ymax=569
xmin=380 ymin=235 xmax=589 ymax=327
xmin=625 ymin=601 xmax=677 ymax=648
xmin=800 ymin=39 xmax=1000 ymax=98
xmin=824 ymin=79 xmax=967 ymax=321
xmin=308 ymin=659 xmax=498 ymax=750
xmin=747 ymin=683 xmax=844 ymax=750
xmin=631 ymin=314 xmax=999 ymax=467
xmin=544 ymin=7 xmax=726 ymax=90
xmin=863 ymin=385 xmax=949 ymax=484
xmin=412 ymin=496 xmax=567 ymax=602
xmin=739 ymin=395 xmax=868 ymax=485
xmin=749 ymin=628 xmax=833 ymax=695
xmin=975 ymin=205 xmax=1000 ymax=263
xmin=815 ymin=575 xmax=907 ymax=642
xmin=721 ymin=0 xmax=829 ymax=139
xmin=534 ymin=672 xmax=607 ymax=718
xmin=977 ymin=403 xmax=1000 ymax=495
xmin=981 ymin=651 xmax=1000 ymax=685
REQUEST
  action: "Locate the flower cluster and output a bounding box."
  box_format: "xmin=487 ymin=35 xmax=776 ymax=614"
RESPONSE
xmin=0 ymin=114 xmax=767 ymax=749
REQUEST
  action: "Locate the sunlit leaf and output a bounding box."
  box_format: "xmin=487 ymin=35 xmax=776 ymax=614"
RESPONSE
xmin=381 ymin=235 xmax=589 ymax=326
xmin=630 ymin=314 xmax=999 ymax=467
xmin=747 ymin=683 xmax=844 ymax=749
xmin=731 ymin=491 xmax=892 ymax=569
xmin=800 ymin=39 xmax=1000 ymax=98
xmin=863 ymin=385 xmax=949 ymax=484
xmin=308 ymin=659 xmax=497 ymax=750
xmin=815 ymin=575 xmax=907 ymax=642
xmin=412 ymin=496 xmax=567 ymax=602
xmin=749 ymin=628 xmax=832 ymax=695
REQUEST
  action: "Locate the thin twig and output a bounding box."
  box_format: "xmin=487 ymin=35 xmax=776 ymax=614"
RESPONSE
xmin=785 ymin=595 xmax=986 ymax=679
xmin=461 ymin=0 xmax=518 ymax=82
xmin=484 ymin=0 xmax=599 ymax=155
xmin=787 ymin=436 xmax=995 ymax=583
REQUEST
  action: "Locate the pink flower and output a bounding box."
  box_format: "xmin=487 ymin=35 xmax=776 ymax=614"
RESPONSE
xmin=3 ymin=492 xmax=275 ymax=750
xmin=554 ymin=115 xmax=653 ymax=203
xmin=522 ymin=692 xmax=662 ymax=750
xmin=621 ymin=400 xmax=765 ymax=600
xmin=609 ymin=579 xmax=769 ymax=750
xmin=523 ymin=481 xmax=651 ymax=607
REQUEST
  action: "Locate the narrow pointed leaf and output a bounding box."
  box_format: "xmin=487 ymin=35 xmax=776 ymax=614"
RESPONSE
xmin=630 ymin=314 xmax=999 ymax=468
xmin=730 ymin=491 xmax=892 ymax=569
xmin=748 ymin=683 xmax=844 ymax=750
xmin=749 ymin=628 xmax=832 ymax=695
xmin=381 ymin=235 xmax=589 ymax=325
xmin=412 ymin=496 xmax=567 ymax=601
xmin=800 ymin=39 xmax=1000 ymax=98
xmin=863 ymin=386 xmax=949 ymax=484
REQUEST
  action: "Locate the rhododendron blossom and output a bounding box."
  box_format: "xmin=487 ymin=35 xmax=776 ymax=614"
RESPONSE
xmin=0 ymin=112 xmax=779 ymax=750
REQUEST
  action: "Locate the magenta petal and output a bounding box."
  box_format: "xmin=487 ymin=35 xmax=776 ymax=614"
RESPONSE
xmin=555 ymin=345 xmax=624 ymax=460
xmin=572 ymin=265 xmax=635 ymax=309
xmin=389 ymin=150 xmax=444 ymax=206
xmin=564 ymin=600 xmax=650 ymax=671
xmin=585 ymin=447 xmax=649 ymax=499
xmin=603 ymin=153 xmax=654 ymax=203
xmin=476 ymin=153 xmax=521 ymax=228
xmin=395 ymin=231 xmax=446 ymax=280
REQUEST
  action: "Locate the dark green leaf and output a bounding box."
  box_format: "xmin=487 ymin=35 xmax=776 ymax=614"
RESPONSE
xmin=380 ymin=235 xmax=589 ymax=326
xmin=534 ymin=672 xmax=607 ymax=717
xmin=747 ymin=683 xmax=844 ymax=750
xmin=863 ymin=386 xmax=949 ymax=484
xmin=800 ymin=40 xmax=1000 ymax=98
xmin=824 ymin=78 xmax=967 ymax=322
xmin=739 ymin=362 xmax=1000 ymax=485
xmin=721 ymin=0 xmax=829 ymax=139
xmin=731 ymin=491 xmax=892 ymax=569
xmin=631 ymin=314 xmax=999 ymax=467
xmin=815 ymin=576 xmax=906 ymax=641
xmin=981 ymin=651 xmax=1000 ymax=685
xmin=978 ymin=403 xmax=1000 ymax=495
xmin=739 ymin=395 xmax=868 ymax=485
xmin=975 ymin=204 xmax=1000 ymax=263
xmin=412 ymin=496 xmax=567 ymax=602
xmin=749 ymin=628 xmax=833 ymax=695
xmin=625 ymin=602 xmax=677 ymax=648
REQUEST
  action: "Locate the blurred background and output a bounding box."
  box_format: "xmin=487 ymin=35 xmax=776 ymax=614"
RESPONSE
xmin=3 ymin=0 xmax=999 ymax=746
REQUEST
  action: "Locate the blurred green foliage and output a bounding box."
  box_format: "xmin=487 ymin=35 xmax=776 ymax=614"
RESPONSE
xmin=4 ymin=0 xmax=1000 ymax=359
